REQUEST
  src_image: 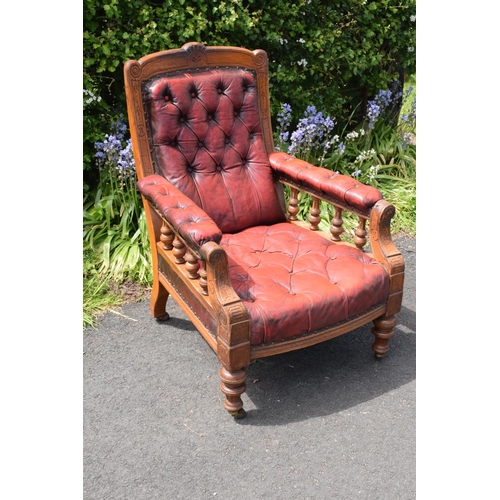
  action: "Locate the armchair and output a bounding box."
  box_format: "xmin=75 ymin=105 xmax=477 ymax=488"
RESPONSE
xmin=124 ymin=43 xmax=404 ymax=418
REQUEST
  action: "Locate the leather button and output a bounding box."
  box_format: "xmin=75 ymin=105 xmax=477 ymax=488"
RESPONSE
xmin=179 ymin=117 xmax=185 ymax=123
xmin=216 ymin=165 xmax=222 ymax=172
xmin=217 ymin=88 xmax=223 ymax=94
xmin=225 ymin=138 xmax=230 ymax=144
xmin=198 ymin=142 xmax=204 ymax=147
xmin=191 ymin=92 xmax=196 ymax=98
xmin=208 ymin=115 xmax=213 ymax=120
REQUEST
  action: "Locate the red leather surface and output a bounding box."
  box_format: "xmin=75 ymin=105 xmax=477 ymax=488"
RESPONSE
xmin=221 ymin=223 xmax=390 ymax=345
xmin=143 ymin=68 xmax=286 ymax=233
xmin=138 ymin=174 xmax=222 ymax=248
xmin=269 ymin=152 xmax=382 ymax=215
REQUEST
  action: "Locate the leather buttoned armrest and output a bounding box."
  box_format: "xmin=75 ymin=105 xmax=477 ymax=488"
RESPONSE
xmin=137 ymin=174 xmax=222 ymax=249
xmin=269 ymin=152 xmax=383 ymax=216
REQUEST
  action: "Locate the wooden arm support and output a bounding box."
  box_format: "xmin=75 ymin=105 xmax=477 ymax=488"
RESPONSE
xmin=137 ymin=174 xmax=222 ymax=254
xmin=369 ymin=199 xmax=405 ymax=315
xmin=199 ymin=242 xmax=251 ymax=370
xmin=269 ymin=152 xmax=382 ymax=217
xmin=200 ymin=242 xmax=250 ymax=418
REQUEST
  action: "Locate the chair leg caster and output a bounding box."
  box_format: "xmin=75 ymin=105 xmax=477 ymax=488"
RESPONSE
xmin=155 ymin=312 xmax=170 ymax=322
xmin=229 ymin=408 xmax=247 ymax=419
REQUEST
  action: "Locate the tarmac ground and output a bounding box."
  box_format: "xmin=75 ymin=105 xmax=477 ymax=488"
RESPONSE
xmin=83 ymin=236 xmax=416 ymax=500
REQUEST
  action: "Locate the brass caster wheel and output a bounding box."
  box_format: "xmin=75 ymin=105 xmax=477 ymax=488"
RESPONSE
xmin=155 ymin=313 xmax=170 ymax=322
xmin=230 ymin=408 xmax=247 ymax=419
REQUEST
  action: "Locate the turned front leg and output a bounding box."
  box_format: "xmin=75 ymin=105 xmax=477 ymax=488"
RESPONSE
xmin=371 ymin=315 xmax=396 ymax=357
xmin=219 ymin=367 xmax=247 ymax=418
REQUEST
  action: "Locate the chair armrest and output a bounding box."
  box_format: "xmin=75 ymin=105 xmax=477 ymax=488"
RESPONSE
xmin=269 ymin=151 xmax=382 ymax=216
xmin=137 ymin=174 xmax=222 ymax=249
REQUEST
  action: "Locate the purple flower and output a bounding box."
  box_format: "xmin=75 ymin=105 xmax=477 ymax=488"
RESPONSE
xmin=94 ymin=117 xmax=135 ymax=175
xmin=287 ymin=106 xmax=335 ymax=157
xmin=366 ymin=101 xmax=381 ymax=129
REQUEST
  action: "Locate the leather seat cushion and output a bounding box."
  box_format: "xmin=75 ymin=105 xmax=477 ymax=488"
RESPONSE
xmin=221 ymin=223 xmax=390 ymax=346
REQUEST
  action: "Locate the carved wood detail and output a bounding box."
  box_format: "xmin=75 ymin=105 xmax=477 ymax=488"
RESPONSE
xmin=288 ymin=188 xmax=299 ymax=221
xmin=172 ymin=236 xmax=187 ymax=264
xmin=330 ymin=206 xmax=344 ymax=241
xmin=354 ymin=217 xmax=367 ymax=250
xmin=199 ymin=262 xmax=208 ymax=296
xmin=309 ymin=197 xmax=321 ymax=231
xmin=185 ymin=250 xmax=200 ymax=279
xmin=160 ymin=220 xmax=174 ymax=250
xmin=369 ymin=200 xmax=405 ymax=280
xmin=200 ymin=242 xmax=250 ymax=361
xmin=185 ymin=42 xmax=208 ymax=67
xmin=371 ymin=314 xmax=396 ymax=357
xmin=219 ymin=367 xmax=247 ymax=418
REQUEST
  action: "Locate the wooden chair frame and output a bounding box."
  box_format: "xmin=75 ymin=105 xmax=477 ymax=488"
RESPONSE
xmin=124 ymin=43 xmax=404 ymax=418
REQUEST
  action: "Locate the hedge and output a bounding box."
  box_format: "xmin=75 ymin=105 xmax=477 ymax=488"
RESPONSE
xmin=83 ymin=0 xmax=416 ymax=187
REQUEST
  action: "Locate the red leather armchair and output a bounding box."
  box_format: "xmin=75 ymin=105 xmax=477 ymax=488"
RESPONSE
xmin=124 ymin=43 xmax=404 ymax=418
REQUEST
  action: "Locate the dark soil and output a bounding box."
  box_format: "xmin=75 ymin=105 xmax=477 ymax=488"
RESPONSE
xmin=109 ymin=280 xmax=151 ymax=305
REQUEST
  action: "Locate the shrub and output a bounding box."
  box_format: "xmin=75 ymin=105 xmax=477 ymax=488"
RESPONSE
xmin=83 ymin=116 xmax=152 ymax=285
xmin=83 ymin=0 xmax=416 ymax=185
xmin=275 ymin=80 xmax=416 ymax=236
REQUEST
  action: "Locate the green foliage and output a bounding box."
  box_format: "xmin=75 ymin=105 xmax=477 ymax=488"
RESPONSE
xmin=83 ymin=118 xmax=152 ymax=285
xmin=83 ymin=116 xmax=153 ymax=327
xmin=83 ymin=0 xmax=416 ymax=184
xmin=83 ymin=250 xmax=124 ymax=328
xmin=275 ymin=80 xmax=416 ymax=238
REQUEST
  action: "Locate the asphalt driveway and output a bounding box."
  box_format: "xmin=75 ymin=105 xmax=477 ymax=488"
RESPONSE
xmin=83 ymin=236 xmax=416 ymax=499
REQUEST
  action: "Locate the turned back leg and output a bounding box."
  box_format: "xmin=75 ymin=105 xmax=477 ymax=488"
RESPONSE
xmin=151 ymin=278 xmax=170 ymax=321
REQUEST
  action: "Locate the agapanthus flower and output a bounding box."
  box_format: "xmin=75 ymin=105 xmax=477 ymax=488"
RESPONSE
xmin=95 ymin=117 xmax=136 ymax=180
xmin=287 ymin=106 xmax=336 ymax=159
xmin=366 ymin=102 xmax=381 ymax=129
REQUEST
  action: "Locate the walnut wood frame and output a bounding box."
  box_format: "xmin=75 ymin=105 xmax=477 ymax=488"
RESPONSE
xmin=124 ymin=43 xmax=404 ymax=418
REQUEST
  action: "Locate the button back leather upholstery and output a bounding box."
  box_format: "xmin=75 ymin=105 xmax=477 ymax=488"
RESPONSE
xmin=137 ymin=65 xmax=391 ymax=348
xmin=142 ymin=68 xmax=287 ymax=234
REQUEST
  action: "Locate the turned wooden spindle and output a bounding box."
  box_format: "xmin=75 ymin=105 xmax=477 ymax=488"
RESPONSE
xmin=354 ymin=217 xmax=367 ymax=250
xmin=199 ymin=262 xmax=208 ymax=295
xmin=160 ymin=220 xmax=174 ymax=250
xmin=330 ymin=206 xmax=344 ymax=241
xmin=185 ymin=250 xmax=200 ymax=279
xmin=288 ymin=188 xmax=299 ymax=221
xmin=172 ymin=236 xmax=187 ymax=264
xmin=309 ymin=197 xmax=321 ymax=231
xmin=371 ymin=315 xmax=396 ymax=358
xmin=219 ymin=367 xmax=247 ymax=418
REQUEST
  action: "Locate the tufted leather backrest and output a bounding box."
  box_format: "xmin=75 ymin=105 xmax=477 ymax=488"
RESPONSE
xmin=142 ymin=68 xmax=286 ymax=234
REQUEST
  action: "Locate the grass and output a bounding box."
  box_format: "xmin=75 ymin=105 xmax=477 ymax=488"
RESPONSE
xmin=83 ymin=250 xmax=151 ymax=329
xmin=83 ymin=251 xmax=122 ymax=328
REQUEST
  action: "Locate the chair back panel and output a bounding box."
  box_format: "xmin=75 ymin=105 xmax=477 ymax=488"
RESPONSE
xmin=142 ymin=67 xmax=286 ymax=233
